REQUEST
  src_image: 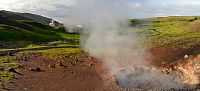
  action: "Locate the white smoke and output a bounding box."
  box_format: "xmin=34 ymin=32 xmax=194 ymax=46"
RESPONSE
xmin=65 ymin=0 xmax=146 ymax=69
xmin=115 ymin=67 xmax=186 ymax=89
xmin=64 ymin=0 xmax=188 ymax=89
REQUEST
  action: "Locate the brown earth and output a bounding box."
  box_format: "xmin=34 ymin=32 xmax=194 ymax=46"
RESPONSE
xmin=148 ymin=46 xmax=200 ymax=66
xmin=1 ymin=46 xmax=200 ymax=91
xmin=2 ymin=53 xmax=119 ymax=91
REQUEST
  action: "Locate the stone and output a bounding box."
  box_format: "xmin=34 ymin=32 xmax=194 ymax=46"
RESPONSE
xmin=8 ymin=68 xmax=17 ymax=73
xmin=0 ymin=67 xmax=5 ymax=71
xmin=184 ymin=55 xmax=189 ymax=59
xmin=48 ymin=64 xmax=55 ymax=68
xmin=29 ymin=68 xmax=35 ymax=71
xmin=0 ymin=44 xmax=5 ymax=48
xmin=8 ymin=52 xmax=14 ymax=56
xmin=35 ymin=68 xmax=42 ymax=72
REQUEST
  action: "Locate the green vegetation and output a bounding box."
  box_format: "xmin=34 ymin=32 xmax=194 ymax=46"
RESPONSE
xmin=0 ymin=24 xmax=79 ymax=42
xmin=0 ymin=56 xmax=19 ymax=68
xmin=130 ymin=16 xmax=200 ymax=49
xmin=0 ymin=10 xmax=80 ymax=50
xmin=19 ymin=48 xmax=81 ymax=61
xmin=54 ymin=43 xmax=79 ymax=47
xmin=0 ymin=44 xmax=47 ymax=51
xmin=0 ymin=56 xmax=18 ymax=80
xmin=57 ymin=33 xmax=80 ymax=40
xmin=0 ymin=71 xmax=15 ymax=80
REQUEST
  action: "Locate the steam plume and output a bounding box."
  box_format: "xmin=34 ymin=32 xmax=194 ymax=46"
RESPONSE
xmin=66 ymin=0 xmax=146 ymax=72
xmin=64 ymin=0 xmax=191 ymax=89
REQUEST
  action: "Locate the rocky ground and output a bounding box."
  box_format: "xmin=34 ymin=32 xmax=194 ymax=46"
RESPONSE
xmin=0 ymin=50 xmax=124 ymax=91
xmin=0 ymin=46 xmax=200 ymax=91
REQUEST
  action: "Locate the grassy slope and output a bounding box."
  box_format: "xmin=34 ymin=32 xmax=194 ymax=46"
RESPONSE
xmin=131 ymin=16 xmax=200 ymax=64
xmin=140 ymin=16 xmax=200 ymax=49
xmin=0 ymin=11 xmax=80 ymax=79
xmin=0 ymin=10 xmax=79 ymax=44
xmin=0 ymin=21 xmax=79 ymax=42
xmin=0 ymin=15 xmax=80 ymax=50
xmin=151 ymin=17 xmax=200 ymax=48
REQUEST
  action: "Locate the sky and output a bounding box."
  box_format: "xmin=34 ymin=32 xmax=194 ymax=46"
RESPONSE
xmin=0 ymin=0 xmax=200 ymax=22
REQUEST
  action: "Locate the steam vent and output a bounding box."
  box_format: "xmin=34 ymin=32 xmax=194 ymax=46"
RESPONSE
xmin=114 ymin=56 xmax=200 ymax=90
xmin=1 ymin=0 xmax=200 ymax=91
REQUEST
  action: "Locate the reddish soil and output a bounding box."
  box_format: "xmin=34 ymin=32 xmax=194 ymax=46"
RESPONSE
xmin=148 ymin=46 xmax=200 ymax=66
xmin=2 ymin=46 xmax=200 ymax=91
xmin=3 ymin=53 xmax=116 ymax=91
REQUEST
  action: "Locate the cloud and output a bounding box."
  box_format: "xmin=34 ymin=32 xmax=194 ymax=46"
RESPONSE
xmin=128 ymin=0 xmax=200 ymax=18
xmin=0 ymin=0 xmax=75 ymax=21
xmin=0 ymin=0 xmax=75 ymax=11
xmin=163 ymin=0 xmax=200 ymax=6
xmin=1 ymin=0 xmax=200 ymax=20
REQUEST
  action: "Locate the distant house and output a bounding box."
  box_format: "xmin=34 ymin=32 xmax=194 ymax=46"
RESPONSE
xmin=49 ymin=20 xmax=55 ymax=27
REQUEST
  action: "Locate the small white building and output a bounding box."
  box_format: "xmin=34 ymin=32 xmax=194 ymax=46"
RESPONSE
xmin=49 ymin=20 xmax=55 ymax=27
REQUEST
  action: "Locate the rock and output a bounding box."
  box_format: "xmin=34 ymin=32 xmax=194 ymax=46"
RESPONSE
xmin=8 ymin=68 xmax=17 ymax=73
xmin=71 ymin=61 xmax=77 ymax=66
xmin=23 ymin=88 xmax=28 ymax=90
xmin=161 ymin=61 xmax=166 ymax=65
xmin=0 ymin=44 xmax=5 ymax=48
xmin=0 ymin=67 xmax=5 ymax=71
xmin=8 ymin=52 xmax=14 ymax=56
xmin=35 ymin=68 xmax=42 ymax=72
xmin=29 ymin=68 xmax=42 ymax=72
xmin=29 ymin=68 xmax=35 ymax=71
xmin=24 ymin=59 xmax=28 ymax=61
xmin=8 ymin=68 xmax=22 ymax=75
xmin=89 ymin=64 xmax=91 ymax=67
xmin=184 ymin=55 xmax=189 ymax=59
xmin=89 ymin=64 xmax=94 ymax=67
xmin=48 ymin=64 xmax=55 ymax=68
xmin=65 ymin=69 xmax=70 ymax=72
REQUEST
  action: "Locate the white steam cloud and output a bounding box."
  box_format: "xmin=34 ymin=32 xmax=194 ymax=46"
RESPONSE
xmin=66 ymin=0 xmax=146 ymax=72
xmin=65 ymin=0 xmax=190 ymax=90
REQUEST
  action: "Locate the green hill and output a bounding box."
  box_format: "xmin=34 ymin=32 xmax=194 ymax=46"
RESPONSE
xmin=148 ymin=16 xmax=200 ymax=48
xmin=0 ymin=10 xmax=59 ymax=25
xmin=1 ymin=10 xmax=199 ymax=52
xmin=130 ymin=16 xmax=200 ymax=65
xmin=0 ymin=10 xmax=79 ymax=48
xmin=130 ymin=16 xmax=200 ymax=48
